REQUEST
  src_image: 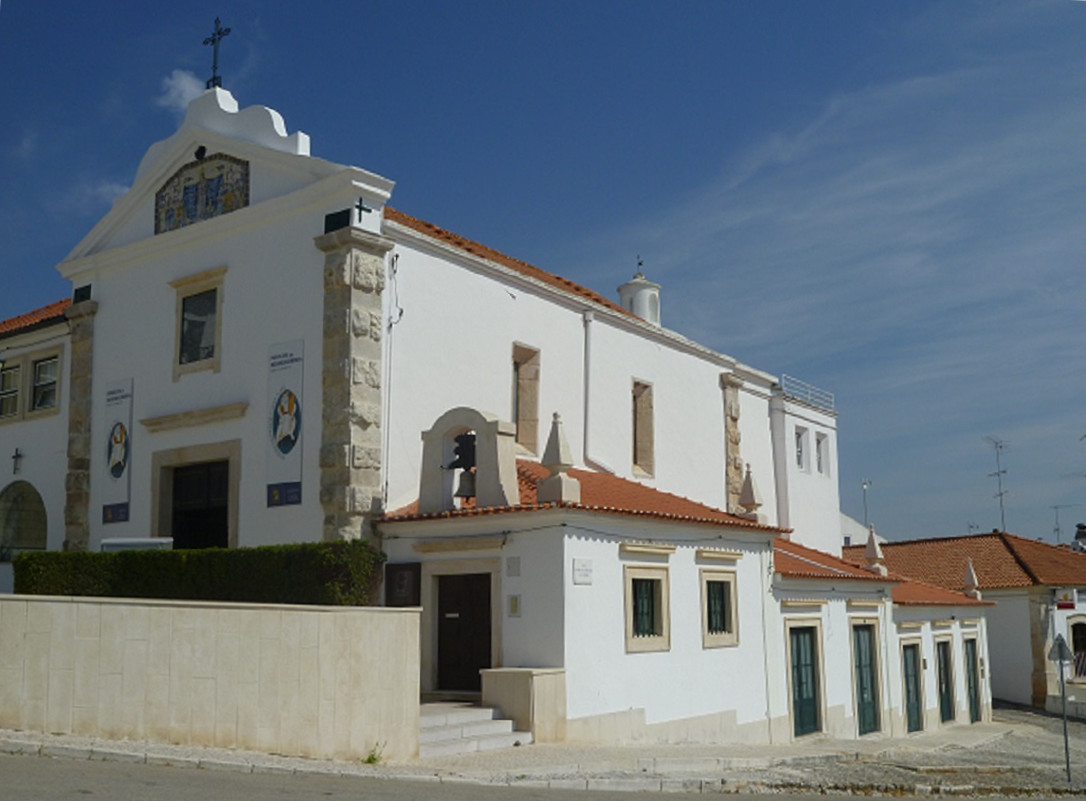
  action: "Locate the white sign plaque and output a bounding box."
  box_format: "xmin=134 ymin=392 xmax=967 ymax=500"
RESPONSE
xmin=573 ymin=558 xmax=593 ymax=585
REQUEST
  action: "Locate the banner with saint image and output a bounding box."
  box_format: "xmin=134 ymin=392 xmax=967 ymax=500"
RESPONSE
xmin=267 ymin=341 xmax=304 ymax=506
xmin=102 ymin=378 xmax=133 ymax=524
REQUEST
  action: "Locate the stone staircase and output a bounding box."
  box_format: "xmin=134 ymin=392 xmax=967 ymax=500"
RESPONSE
xmin=419 ymin=701 xmax=532 ymax=759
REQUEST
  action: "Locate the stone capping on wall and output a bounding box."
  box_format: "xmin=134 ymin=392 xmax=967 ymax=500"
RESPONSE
xmin=140 ymin=401 xmax=249 ymax=432
xmin=0 ymin=594 xmax=421 ymax=762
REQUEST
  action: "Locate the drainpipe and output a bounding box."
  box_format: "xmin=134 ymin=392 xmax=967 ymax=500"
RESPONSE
xmin=581 ymin=310 xmax=614 ymax=474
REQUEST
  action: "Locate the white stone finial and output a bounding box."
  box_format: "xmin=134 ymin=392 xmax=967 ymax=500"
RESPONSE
xmin=864 ymin=525 xmax=888 ymax=576
xmin=537 ymin=412 xmax=580 ymax=504
xmin=964 ymin=557 xmax=981 ymax=599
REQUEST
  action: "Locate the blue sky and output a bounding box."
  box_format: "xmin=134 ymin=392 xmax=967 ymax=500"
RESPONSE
xmin=2 ymin=1 xmax=1085 ymax=543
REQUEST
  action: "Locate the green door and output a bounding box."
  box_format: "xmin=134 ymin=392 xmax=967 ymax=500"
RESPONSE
xmin=790 ymin=626 xmax=820 ymax=736
xmin=965 ymin=639 xmax=980 ymax=723
xmin=853 ymin=625 xmax=880 ymax=735
xmin=902 ymin=643 xmax=923 ymax=733
xmin=937 ymin=640 xmax=955 ymax=722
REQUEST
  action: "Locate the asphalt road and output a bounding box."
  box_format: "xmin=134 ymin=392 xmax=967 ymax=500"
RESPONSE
xmin=0 ymin=754 xmax=846 ymax=801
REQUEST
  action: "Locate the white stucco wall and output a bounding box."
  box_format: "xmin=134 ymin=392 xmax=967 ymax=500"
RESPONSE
xmin=561 ymin=519 xmax=775 ymax=729
xmin=0 ymin=328 xmax=71 ymax=558
xmin=983 ymin=589 xmax=1034 ymax=705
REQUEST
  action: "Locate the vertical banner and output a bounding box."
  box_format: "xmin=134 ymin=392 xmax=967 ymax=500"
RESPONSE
xmin=102 ymin=378 xmax=133 ymax=524
xmin=267 ymin=340 xmax=304 ymax=506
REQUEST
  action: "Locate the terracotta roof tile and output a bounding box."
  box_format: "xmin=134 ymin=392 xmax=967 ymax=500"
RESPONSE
xmin=890 ymin=576 xmax=991 ymax=607
xmin=843 ymin=532 xmax=1086 ymax=591
xmin=384 ymin=208 xmax=636 ymax=320
xmin=380 ymin=460 xmax=783 ymax=532
xmin=774 ymin=539 xmax=890 ymax=583
xmin=0 ymin=299 xmax=71 ymax=337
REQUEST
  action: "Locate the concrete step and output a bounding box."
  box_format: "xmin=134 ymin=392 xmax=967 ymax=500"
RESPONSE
xmin=419 ymin=717 xmax=515 ymax=744
xmin=419 ymin=730 xmax=533 ymax=759
xmin=418 ymin=701 xmax=532 ymax=758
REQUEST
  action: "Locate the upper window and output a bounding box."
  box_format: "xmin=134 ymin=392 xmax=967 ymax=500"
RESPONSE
xmin=795 ymin=426 xmax=809 ymax=470
xmin=32 ymin=356 xmax=59 ymax=411
xmin=0 ymin=365 xmax=20 ymax=419
xmin=816 ymin=433 xmax=829 ymax=476
xmin=0 ymin=346 xmax=63 ymax=425
xmin=624 ymin=564 xmax=670 ymax=652
xmin=701 ymin=569 xmax=739 ymax=648
xmin=512 ymin=344 xmax=540 ymax=453
xmin=171 ymin=267 xmax=226 ymax=381
xmin=632 ymin=380 xmax=655 ymax=477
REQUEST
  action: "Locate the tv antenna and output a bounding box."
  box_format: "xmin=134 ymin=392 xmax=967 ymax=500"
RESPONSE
xmin=1052 ymin=504 xmax=1081 ymax=544
xmin=861 ymin=478 xmax=872 ymax=528
xmin=984 ymin=435 xmax=1008 ymax=532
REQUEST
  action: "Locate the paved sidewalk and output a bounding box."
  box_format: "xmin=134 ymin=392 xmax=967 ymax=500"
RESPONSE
xmin=1 ymin=710 xmax=1082 ymax=795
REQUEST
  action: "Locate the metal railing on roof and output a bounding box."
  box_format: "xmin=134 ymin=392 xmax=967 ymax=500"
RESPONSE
xmin=779 ymin=374 xmax=835 ymax=412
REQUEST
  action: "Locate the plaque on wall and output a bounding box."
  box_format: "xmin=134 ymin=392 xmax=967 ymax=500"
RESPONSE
xmin=155 ymin=153 xmax=250 ymax=234
xmin=385 ymin=562 xmax=421 ymax=607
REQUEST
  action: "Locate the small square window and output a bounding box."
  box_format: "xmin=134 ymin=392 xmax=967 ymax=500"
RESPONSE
xmin=32 ymin=357 xmax=58 ymax=411
xmin=624 ymin=564 xmax=670 ymax=652
xmin=701 ymin=569 xmax=739 ymax=648
xmin=0 ymin=365 xmax=20 ymax=419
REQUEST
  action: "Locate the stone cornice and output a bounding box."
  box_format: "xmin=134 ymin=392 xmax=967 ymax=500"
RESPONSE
xmin=140 ymin=401 xmax=249 ymax=433
xmin=314 ymin=226 xmax=395 ymax=255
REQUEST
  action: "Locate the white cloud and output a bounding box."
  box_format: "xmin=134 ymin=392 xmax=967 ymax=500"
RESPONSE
xmin=72 ymin=180 xmax=129 ymax=211
xmin=155 ymin=69 xmax=204 ymax=116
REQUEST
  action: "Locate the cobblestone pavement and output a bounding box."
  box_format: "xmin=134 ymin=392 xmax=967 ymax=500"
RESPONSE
xmin=1 ymin=704 xmax=1084 ymax=796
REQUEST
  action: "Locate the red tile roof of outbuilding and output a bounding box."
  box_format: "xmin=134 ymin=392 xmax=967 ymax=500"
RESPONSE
xmin=842 ymin=531 xmax=1086 ymax=591
xmin=0 ymin=299 xmax=70 ymax=337
xmin=381 ymin=459 xmax=783 ymax=532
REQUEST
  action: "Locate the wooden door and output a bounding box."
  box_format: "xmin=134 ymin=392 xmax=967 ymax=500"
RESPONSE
xmin=937 ymin=640 xmax=955 ymax=722
xmin=437 ymin=573 xmax=491 ymax=691
xmin=902 ymin=643 xmax=923 ymax=733
xmin=790 ymin=626 xmax=820 ymax=737
xmin=853 ymin=624 xmax=879 ymax=735
xmin=171 ymin=461 xmax=229 ymax=549
xmin=965 ymin=638 xmax=980 ymax=723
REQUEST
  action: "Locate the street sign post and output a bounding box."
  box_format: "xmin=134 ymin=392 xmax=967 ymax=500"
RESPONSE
xmin=1048 ymin=633 xmax=1074 ymax=787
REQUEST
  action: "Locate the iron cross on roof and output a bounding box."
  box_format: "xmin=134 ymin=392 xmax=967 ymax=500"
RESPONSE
xmin=203 ymin=17 xmax=232 ymax=89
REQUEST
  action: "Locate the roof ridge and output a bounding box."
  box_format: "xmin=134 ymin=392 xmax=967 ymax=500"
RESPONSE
xmin=384 ymin=206 xmax=636 ymax=320
xmin=997 ymin=531 xmax=1042 ymax=585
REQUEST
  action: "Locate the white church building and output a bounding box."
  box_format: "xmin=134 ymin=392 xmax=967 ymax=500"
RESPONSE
xmin=0 ymin=88 xmax=992 ymax=747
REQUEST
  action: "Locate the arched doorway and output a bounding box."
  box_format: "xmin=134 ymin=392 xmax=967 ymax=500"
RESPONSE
xmin=0 ymin=481 xmax=48 ymax=560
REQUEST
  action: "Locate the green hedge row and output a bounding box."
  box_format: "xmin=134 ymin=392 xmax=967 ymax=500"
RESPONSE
xmin=13 ymin=539 xmax=385 ymax=606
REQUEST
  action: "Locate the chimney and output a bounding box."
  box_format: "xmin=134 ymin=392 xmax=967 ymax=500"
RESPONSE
xmin=617 ymin=270 xmax=661 ymax=326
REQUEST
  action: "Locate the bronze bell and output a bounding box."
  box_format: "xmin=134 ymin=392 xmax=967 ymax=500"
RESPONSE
xmin=454 ymin=468 xmax=476 ymax=499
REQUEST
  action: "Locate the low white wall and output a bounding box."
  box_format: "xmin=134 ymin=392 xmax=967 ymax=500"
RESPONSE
xmin=0 ymin=595 xmax=420 ymax=762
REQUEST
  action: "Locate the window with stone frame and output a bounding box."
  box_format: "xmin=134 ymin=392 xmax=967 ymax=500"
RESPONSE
xmin=0 ymin=345 xmax=64 ymax=424
xmin=0 ymin=364 xmax=20 ymax=419
xmin=31 ymin=356 xmax=59 ymax=411
xmin=624 ymin=563 xmax=670 ymax=652
xmin=511 ymin=343 xmax=540 ymax=453
xmin=171 ymin=267 xmax=226 ymax=381
xmin=632 ymin=380 xmax=654 ymax=477
xmin=701 ymin=569 xmax=739 ymax=648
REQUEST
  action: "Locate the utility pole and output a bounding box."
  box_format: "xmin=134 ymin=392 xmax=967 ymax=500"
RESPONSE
xmin=984 ymin=436 xmax=1008 ymax=532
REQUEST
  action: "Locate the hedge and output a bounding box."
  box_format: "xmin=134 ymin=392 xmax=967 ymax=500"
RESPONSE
xmin=13 ymin=539 xmax=385 ymax=606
